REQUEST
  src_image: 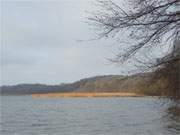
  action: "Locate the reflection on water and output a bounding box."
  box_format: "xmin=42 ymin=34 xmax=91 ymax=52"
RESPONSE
xmin=164 ymin=104 xmax=180 ymax=134
xmin=0 ymin=96 xmax=180 ymax=135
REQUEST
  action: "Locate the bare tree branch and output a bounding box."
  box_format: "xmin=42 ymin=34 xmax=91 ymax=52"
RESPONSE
xmin=88 ymin=0 xmax=180 ymax=69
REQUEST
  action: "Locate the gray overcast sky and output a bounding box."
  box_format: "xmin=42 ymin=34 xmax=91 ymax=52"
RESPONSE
xmin=1 ymin=0 xmax=136 ymax=85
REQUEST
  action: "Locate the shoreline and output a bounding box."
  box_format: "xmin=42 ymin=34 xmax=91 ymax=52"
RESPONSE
xmin=32 ymin=92 xmax=145 ymax=98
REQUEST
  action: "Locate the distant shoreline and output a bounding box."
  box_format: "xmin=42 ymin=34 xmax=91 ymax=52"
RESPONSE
xmin=32 ymin=92 xmax=145 ymax=98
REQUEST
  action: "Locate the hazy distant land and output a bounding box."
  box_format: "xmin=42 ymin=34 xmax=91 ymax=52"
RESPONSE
xmin=1 ymin=71 xmax=170 ymax=97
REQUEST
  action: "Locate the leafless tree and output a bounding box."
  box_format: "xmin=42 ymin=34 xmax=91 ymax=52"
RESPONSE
xmin=88 ymin=0 xmax=180 ymax=69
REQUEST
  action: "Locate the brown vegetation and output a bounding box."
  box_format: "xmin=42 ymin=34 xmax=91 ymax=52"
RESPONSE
xmin=152 ymin=57 xmax=180 ymax=100
xmin=32 ymin=92 xmax=144 ymax=98
xmin=88 ymin=0 xmax=180 ymax=100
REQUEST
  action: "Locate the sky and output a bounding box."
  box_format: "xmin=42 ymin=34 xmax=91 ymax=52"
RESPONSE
xmin=0 ymin=0 xmax=138 ymax=85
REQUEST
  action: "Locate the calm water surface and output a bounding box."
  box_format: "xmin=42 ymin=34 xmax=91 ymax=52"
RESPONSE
xmin=0 ymin=96 xmax=179 ymax=135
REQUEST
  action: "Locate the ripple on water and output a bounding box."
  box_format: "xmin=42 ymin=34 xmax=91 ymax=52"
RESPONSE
xmin=1 ymin=96 xmax=180 ymax=135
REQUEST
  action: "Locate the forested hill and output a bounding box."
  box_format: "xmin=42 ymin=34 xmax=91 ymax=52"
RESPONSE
xmin=1 ymin=72 xmax=169 ymax=96
xmin=0 ymin=83 xmax=74 ymax=95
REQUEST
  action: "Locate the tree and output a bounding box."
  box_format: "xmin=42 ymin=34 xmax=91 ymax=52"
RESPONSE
xmin=88 ymin=0 xmax=180 ymax=69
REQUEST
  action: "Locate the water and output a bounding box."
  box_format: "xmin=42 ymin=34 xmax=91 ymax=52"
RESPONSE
xmin=0 ymin=96 xmax=179 ymax=135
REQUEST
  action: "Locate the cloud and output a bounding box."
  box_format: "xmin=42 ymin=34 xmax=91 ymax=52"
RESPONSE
xmin=1 ymin=0 xmax=128 ymax=85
